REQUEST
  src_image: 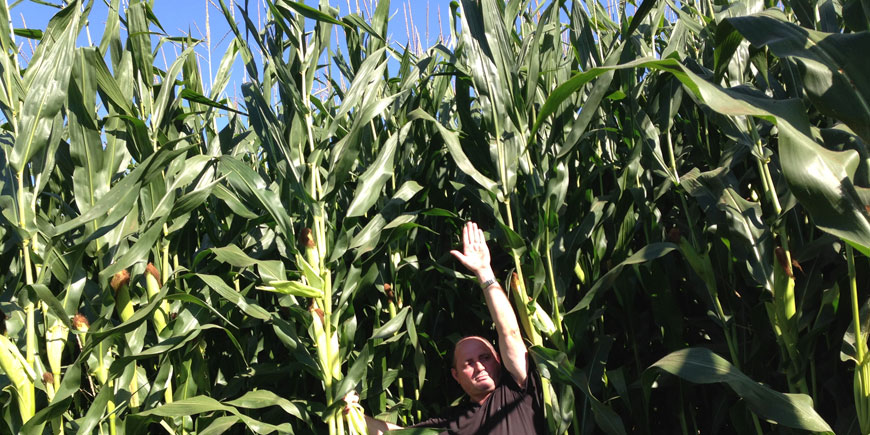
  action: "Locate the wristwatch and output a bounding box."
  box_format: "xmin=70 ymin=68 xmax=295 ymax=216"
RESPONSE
xmin=480 ymin=278 xmax=497 ymax=289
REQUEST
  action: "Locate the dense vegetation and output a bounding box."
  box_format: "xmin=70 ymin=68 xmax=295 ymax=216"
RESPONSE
xmin=1 ymin=0 xmax=869 ymax=433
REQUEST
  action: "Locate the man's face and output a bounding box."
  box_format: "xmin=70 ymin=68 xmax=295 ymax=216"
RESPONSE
xmin=451 ymin=338 xmax=502 ymax=403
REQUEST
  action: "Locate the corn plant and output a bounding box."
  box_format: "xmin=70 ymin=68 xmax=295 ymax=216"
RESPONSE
xmin=0 ymin=0 xmax=869 ymax=433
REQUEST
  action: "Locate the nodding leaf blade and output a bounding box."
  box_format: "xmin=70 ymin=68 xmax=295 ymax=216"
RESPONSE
xmin=536 ymin=56 xmax=870 ymax=254
xmin=645 ymin=348 xmax=833 ymax=432
xmin=218 ymin=155 xmax=294 ymax=239
xmin=225 ymin=390 xmax=306 ymax=420
xmin=409 ymin=109 xmax=499 ymax=194
xmin=49 ymin=144 xmax=189 ymax=239
xmin=728 ymin=10 xmax=870 ymax=144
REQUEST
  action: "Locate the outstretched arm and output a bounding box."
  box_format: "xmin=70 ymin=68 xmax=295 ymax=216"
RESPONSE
xmin=450 ymin=221 xmax=528 ymax=386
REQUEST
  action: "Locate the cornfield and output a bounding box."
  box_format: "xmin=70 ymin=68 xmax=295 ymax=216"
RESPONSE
xmin=0 ymin=0 xmax=869 ymax=433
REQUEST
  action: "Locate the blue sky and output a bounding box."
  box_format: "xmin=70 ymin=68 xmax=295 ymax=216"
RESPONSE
xmin=11 ymin=0 xmax=448 ymax=101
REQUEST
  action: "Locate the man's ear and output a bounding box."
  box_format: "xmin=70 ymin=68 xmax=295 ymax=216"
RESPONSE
xmin=451 ymin=367 xmax=458 ymax=382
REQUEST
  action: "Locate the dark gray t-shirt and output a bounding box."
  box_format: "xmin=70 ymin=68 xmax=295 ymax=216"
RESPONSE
xmin=410 ymin=365 xmax=547 ymax=434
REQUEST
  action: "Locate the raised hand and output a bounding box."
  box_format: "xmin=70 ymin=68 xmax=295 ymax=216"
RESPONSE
xmin=450 ymin=221 xmax=494 ymax=280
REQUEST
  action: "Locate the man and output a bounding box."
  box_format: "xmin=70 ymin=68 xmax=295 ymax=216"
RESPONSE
xmin=348 ymin=221 xmax=547 ymax=434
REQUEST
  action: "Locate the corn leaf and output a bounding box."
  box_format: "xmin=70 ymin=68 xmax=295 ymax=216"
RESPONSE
xmin=225 ymin=390 xmax=306 ymax=420
xmin=198 ymin=273 xmax=272 ymax=321
xmin=567 ymin=243 xmax=678 ymax=314
xmin=728 ymin=10 xmax=870 ymax=144
xmin=645 ymin=348 xmax=833 ymax=432
xmin=9 ymin=1 xmax=79 ymax=172
xmin=346 ymin=123 xmax=407 ymax=217
xmin=371 ymin=306 xmax=410 ymax=340
xmin=259 ymin=280 xmax=323 ymax=298
xmin=531 ymin=346 xmax=627 ymax=435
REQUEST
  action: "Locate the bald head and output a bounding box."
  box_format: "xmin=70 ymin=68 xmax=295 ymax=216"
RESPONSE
xmin=452 ymin=336 xmax=499 ymax=368
xmin=451 ymin=336 xmax=503 ymax=403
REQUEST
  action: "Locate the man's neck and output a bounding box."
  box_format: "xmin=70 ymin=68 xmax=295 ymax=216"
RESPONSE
xmin=471 ymin=391 xmax=493 ymax=405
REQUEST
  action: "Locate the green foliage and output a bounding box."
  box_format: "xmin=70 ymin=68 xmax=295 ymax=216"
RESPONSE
xmin=0 ymin=0 xmax=869 ymax=433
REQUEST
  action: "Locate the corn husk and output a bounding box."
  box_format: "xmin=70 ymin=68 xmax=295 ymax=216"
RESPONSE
xmin=145 ymin=263 xmax=170 ymax=334
xmin=300 ymin=228 xmax=321 ymax=275
xmin=72 ymin=313 xmax=90 ymax=333
xmin=529 ymin=300 xmax=557 ymax=337
xmin=112 ymin=270 xmax=135 ymax=322
xmin=0 ymin=335 xmax=36 ymax=421
xmin=345 ymin=402 xmax=368 ymax=434
xmin=45 ymin=319 xmax=67 ymax=386
xmin=43 ymin=372 xmax=56 ymax=402
xmin=573 ymin=261 xmax=586 ymax=285
xmin=310 ymin=308 xmax=332 ymax=383
xmin=329 ymin=328 xmax=342 ymax=381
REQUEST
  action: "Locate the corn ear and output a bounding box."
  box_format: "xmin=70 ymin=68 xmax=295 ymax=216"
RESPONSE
xmin=43 ymin=372 xmax=55 ymax=402
xmin=529 ymin=300 xmax=557 ymax=337
xmin=329 ymin=329 xmax=342 ymax=381
xmin=311 ymin=308 xmax=331 ymax=385
xmin=573 ymin=261 xmax=585 ymax=285
xmin=145 ymin=263 xmax=170 ymax=333
xmin=0 ymin=335 xmax=36 ymax=421
xmin=72 ymin=313 xmax=90 ymax=333
xmin=297 ymin=252 xmax=324 ymax=289
xmin=129 ymin=365 xmax=141 ymax=408
xmin=345 ymin=402 xmax=367 ymax=435
xmin=300 ymin=228 xmax=321 ymax=275
xmin=509 ymin=272 xmax=540 ymax=344
xmin=45 ymin=319 xmax=67 ymax=387
xmin=112 ymin=269 xmax=135 ymax=322
xmin=390 ymin=251 xmax=401 ymax=269
xmin=311 ymin=305 xmax=341 ymax=384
